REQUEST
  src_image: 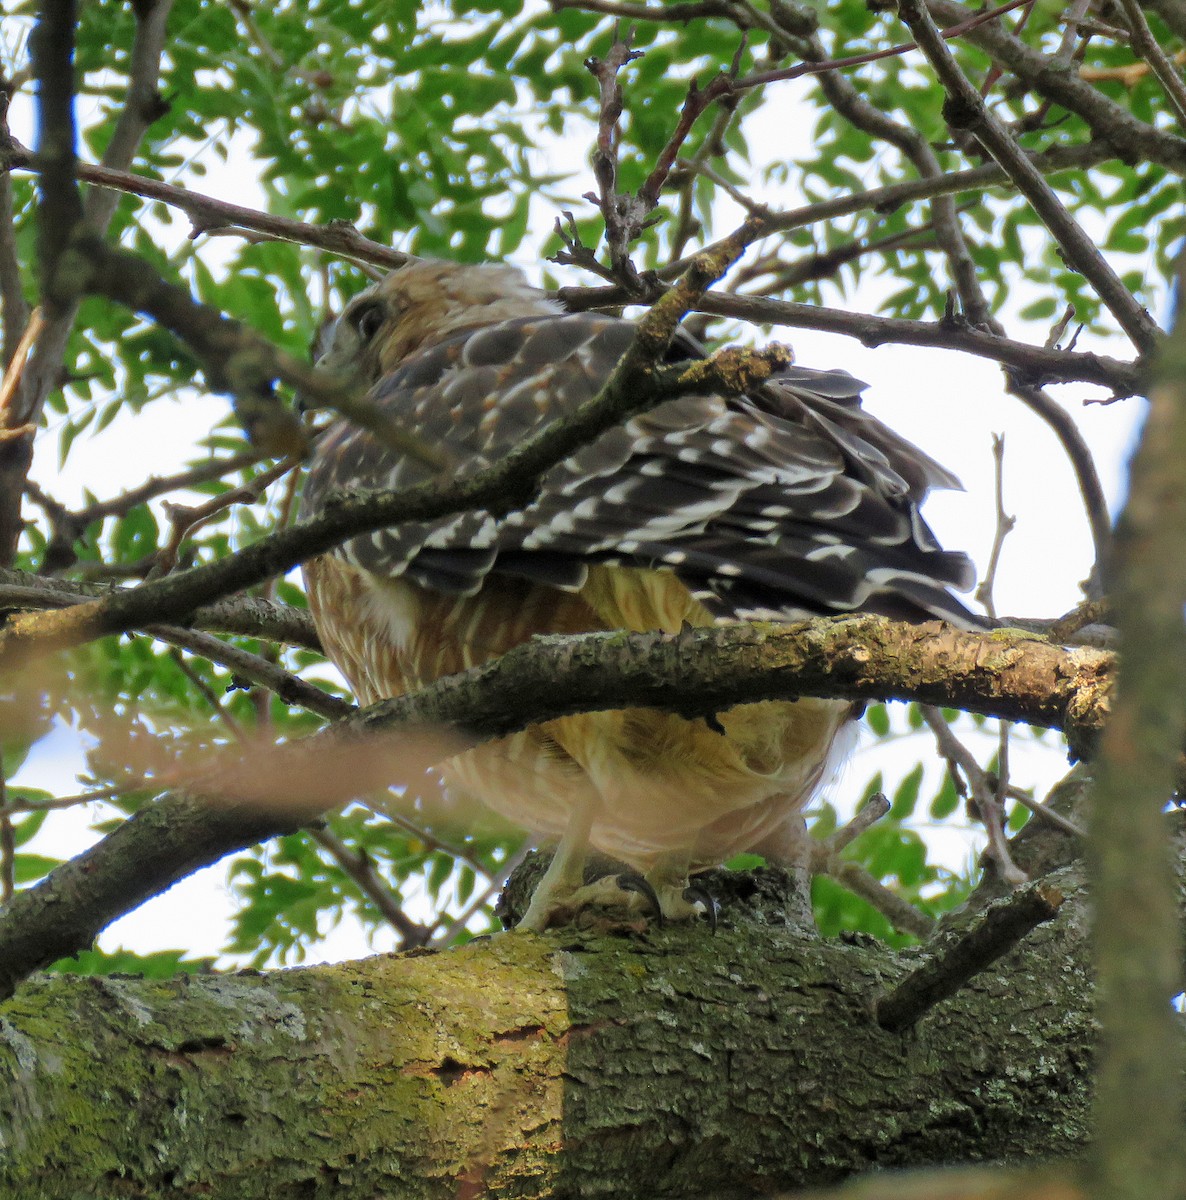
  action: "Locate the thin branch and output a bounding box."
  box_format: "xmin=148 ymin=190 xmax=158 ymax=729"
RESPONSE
xmin=427 ymin=843 xmax=533 ymax=948
xmin=734 ymin=207 xmax=981 ymax=294
xmin=1004 ymin=380 xmax=1112 ymax=582
xmin=3 ymin=784 xmax=129 ymax=814
xmin=560 ymin=141 xmax=1120 ymax=301
xmin=831 ymin=862 xmax=937 ymax=940
xmin=169 ymin=647 xmax=248 ymax=742
xmin=897 ymin=0 xmax=1160 ymax=354
xmin=2 ymin=139 xmax=413 ymax=272
xmin=809 ymin=792 xmax=939 ymax=940
xmin=1115 ymin=0 xmax=1186 ymax=126
xmin=54 ymin=447 xmax=262 ymax=526
xmin=974 ymin=433 xmax=1016 ymax=619
xmin=82 ymin=0 xmax=174 ymax=231
xmin=309 ymin=826 xmax=431 ymax=949
xmin=28 ymin=448 xmax=268 ymax=572
xmin=765 ymin=3 xmax=1002 ymax=333
xmin=688 ymin=292 xmax=1141 ymax=396
xmin=149 ymin=455 xmax=301 ymax=578
xmin=874 ymin=880 xmax=1064 ymax=1031
xmin=1004 ymin=785 xmax=1085 ymax=839
xmin=920 ymin=705 xmax=1026 ymax=885
xmin=0 ymin=566 xmax=324 ymax=652
xmin=147 ymin=626 xmax=352 ymax=722
xmin=927 ymin=0 xmax=1186 ymax=176
xmin=556 ymin=0 xmax=1035 ymax=98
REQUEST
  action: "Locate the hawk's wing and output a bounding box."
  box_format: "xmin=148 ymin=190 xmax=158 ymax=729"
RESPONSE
xmin=300 ymin=312 xmax=978 ymax=626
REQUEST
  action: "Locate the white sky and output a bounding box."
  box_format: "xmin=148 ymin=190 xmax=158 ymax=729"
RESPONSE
xmin=6 ymin=47 xmax=1146 ymax=967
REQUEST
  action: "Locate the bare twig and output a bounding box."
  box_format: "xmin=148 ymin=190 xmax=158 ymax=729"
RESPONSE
xmin=1003 ymin=785 xmax=1085 ymax=839
xmin=583 ymin=31 xmax=647 ymax=284
xmin=428 ymin=844 xmax=533 ymax=948
xmin=556 ymin=0 xmax=1035 ymax=96
xmin=807 ymin=791 xmax=936 ymax=938
xmin=736 ymin=208 xmax=980 ymax=295
xmin=169 ymin=648 xmax=248 ymax=742
xmin=830 ymin=862 xmax=937 ymax=940
xmin=824 ymin=793 xmax=891 ymax=856
xmin=974 ymin=434 xmax=1016 ymax=620
xmin=146 ymin=626 xmax=352 ymax=722
xmin=150 ymin=455 xmax=301 ymax=578
xmin=3 ymin=785 xmax=129 ymax=814
xmin=928 ymin=0 xmax=1186 ymax=174
xmin=27 ymin=447 xmax=265 ymax=572
xmin=687 ymin=292 xmax=1141 ymax=396
xmin=82 ymin=0 xmax=175 ymax=231
xmin=920 ymin=705 xmax=1026 ymax=886
xmin=1 ymin=138 xmax=412 ymax=271
xmin=1006 ymin=380 xmax=1111 ymax=588
xmin=874 ymin=881 xmax=1064 ymax=1031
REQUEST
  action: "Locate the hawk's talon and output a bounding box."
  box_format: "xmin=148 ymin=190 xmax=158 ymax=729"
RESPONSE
xmin=683 ymin=882 xmax=720 ymax=933
xmin=612 ymin=872 xmax=665 ymax=926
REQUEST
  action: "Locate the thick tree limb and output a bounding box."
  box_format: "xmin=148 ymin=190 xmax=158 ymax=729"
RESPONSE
xmin=346 ymin=617 xmax=1113 ymax=758
xmin=0 ymin=860 xmax=1108 ymax=1198
xmin=1081 ymin=270 xmax=1186 ymax=1194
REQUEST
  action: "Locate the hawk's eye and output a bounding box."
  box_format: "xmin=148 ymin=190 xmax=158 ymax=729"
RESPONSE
xmin=351 ymin=300 xmax=387 ymax=344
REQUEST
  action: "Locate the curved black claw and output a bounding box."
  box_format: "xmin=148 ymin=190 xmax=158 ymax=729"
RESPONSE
xmin=683 ymin=882 xmax=720 ymax=933
xmin=614 ymin=872 xmax=664 ymax=926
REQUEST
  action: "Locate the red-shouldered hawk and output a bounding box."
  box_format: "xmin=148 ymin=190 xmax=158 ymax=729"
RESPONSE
xmin=300 ymin=259 xmax=976 ymax=931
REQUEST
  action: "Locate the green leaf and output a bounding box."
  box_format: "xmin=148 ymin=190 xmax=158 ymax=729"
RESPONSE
xmin=890 ymin=765 xmax=924 ymax=820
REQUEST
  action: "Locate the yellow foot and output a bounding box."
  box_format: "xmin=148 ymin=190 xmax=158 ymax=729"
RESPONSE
xmin=517 ymin=870 xmax=713 ymax=932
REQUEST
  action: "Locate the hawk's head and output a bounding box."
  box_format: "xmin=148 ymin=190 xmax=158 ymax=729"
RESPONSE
xmin=316 ymin=260 xmax=562 ymax=386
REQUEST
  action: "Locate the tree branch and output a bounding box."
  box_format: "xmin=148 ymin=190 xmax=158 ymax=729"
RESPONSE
xmin=1 ymin=139 xmax=413 ymax=271
xmin=926 ymin=0 xmax=1186 ymax=175
xmin=1082 ymin=260 xmax=1186 ymax=1196
xmin=692 ymin=293 xmax=1142 ymax=396
xmin=0 ymin=566 xmax=323 ymax=651
xmin=874 ymin=880 xmax=1065 ymax=1031
xmin=898 ymin=0 xmax=1161 ymax=354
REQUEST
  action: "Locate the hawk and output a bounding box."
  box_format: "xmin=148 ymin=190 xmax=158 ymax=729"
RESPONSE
xmin=299 ymin=259 xmax=976 ymax=931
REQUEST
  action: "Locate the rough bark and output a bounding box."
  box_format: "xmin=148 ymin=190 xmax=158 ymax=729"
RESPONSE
xmin=1 ymin=823 xmax=1161 ymax=1200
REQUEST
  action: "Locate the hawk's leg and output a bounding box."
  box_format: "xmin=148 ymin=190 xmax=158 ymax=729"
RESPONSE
xmin=517 ymin=793 xmax=603 ymax=932
xmin=518 ymin=806 xmax=707 ymax=931
xmin=644 ymin=853 xmax=713 ymax=924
